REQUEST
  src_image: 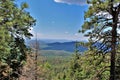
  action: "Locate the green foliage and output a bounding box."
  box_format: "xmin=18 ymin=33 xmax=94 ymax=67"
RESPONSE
xmin=0 ymin=27 xmax=10 ymax=60
xmin=61 ymin=50 xmax=110 ymax=80
xmin=80 ymin=1 xmax=120 ymax=79
xmin=80 ymin=0 xmax=120 ymax=53
xmin=44 ymin=62 xmax=52 ymax=70
xmin=115 ymin=49 xmax=120 ymax=79
xmin=67 ymin=53 xmax=83 ymax=80
xmin=36 ymin=49 xmax=120 ymax=80
xmin=0 ymin=0 xmax=35 ymax=79
xmin=36 ymin=47 xmax=120 ymax=80
xmin=40 ymin=50 xmax=71 ymax=57
xmin=37 ymin=54 xmax=70 ymax=80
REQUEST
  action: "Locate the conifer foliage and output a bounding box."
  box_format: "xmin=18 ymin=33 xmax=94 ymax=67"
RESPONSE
xmin=0 ymin=0 xmax=35 ymax=80
xmin=80 ymin=0 xmax=120 ymax=80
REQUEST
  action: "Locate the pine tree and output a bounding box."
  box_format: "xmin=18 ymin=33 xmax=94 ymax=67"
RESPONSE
xmin=80 ymin=0 xmax=120 ymax=80
xmin=0 ymin=0 xmax=35 ymax=79
xmin=63 ymin=49 xmax=110 ymax=80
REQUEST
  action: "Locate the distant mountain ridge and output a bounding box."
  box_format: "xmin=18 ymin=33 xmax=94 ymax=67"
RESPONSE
xmin=41 ymin=41 xmax=87 ymax=52
xmin=27 ymin=39 xmax=88 ymax=52
xmin=39 ymin=39 xmax=73 ymax=43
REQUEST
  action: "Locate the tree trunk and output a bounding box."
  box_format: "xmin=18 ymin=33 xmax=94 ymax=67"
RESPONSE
xmin=110 ymin=9 xmax=118 ymax=80
xmin=110 ymin=26 xmax=117 ymax=80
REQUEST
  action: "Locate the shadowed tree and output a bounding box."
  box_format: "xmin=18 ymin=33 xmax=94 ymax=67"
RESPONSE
xmin=0 ymin=0 xmax=35 ymax=79
xmin=80 ymin=0 xmax=120 ymax=80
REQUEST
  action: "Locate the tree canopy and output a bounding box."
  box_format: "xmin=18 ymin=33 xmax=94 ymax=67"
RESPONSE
xmin=0 ymin=0 xmax=35 ymax=79
xmin=80 ymin=0 xmax=120 ymax=80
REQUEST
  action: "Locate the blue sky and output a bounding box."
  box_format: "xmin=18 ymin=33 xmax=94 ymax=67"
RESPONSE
xmin=17 ymin=0 xmax=88 ymax=41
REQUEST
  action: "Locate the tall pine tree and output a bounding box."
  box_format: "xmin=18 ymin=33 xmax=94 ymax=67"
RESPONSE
xmin=80 ymin=0 xmax=120 ymax=80
xmin=0 ymin=0 xmax=35 ymax=79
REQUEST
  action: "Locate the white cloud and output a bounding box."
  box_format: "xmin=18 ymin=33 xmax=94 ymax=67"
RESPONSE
xmin=54 ymin=0 xmax=86 ymax=5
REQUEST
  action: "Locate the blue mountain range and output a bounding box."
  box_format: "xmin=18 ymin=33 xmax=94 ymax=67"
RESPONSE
xmin=41 ymin=41 xmax=87 ymax=52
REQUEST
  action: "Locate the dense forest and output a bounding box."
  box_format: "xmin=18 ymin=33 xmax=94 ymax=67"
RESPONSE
xmin=0 ymin=0 xmax=120 ymax=80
